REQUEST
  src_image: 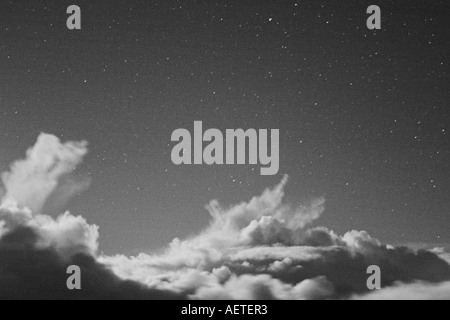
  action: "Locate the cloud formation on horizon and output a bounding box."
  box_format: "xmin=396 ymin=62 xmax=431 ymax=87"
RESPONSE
xmin=101 ymin=176 xmax=450 ymax=300
xmin=0 ymin=133 xmax=449 ymax=300
xmin=0 ymin=134 xmax=182 ymax=299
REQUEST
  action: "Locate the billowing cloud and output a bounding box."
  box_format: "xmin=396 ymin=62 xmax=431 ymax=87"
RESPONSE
xmin=1 ymin=133 xmax=89 ymax=213
xmin=101 ymin=175 xmax=450 ymax=300
xmin=0 ymin=133 xmax=449 ymax=300
xmin=0 ymin=134 xmax=183 ymax=300
xmin=353 ymin=281 xmax=450 ymax=300
xmin=0 ymin=201 xmax=98 ymax=257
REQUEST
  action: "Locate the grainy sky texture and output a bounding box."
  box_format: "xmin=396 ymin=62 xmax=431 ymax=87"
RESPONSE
xmin=0 ymin=0 xmax=449 ymax=259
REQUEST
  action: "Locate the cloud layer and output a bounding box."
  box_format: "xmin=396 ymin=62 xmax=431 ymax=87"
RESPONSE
xmin=102 ymin=177 xmax=450 ymax=300
xmin=0 ymin=133 xmax=449 ymax=300
xmin=0 ymin=134 xmax=182 ymax=300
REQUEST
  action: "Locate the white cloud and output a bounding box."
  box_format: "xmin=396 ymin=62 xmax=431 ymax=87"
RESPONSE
xmin=102 ymin=177 xmax=450 ymax=300
xmin=1 ymin=133 xmax=88 ymax=213
xmin=354 ymin=281 xmax=450 ymax=300
xmin=0 ymin=133 xmax=449 ymax=300
xmin=0 ymin=134 xmax=97 ymax=257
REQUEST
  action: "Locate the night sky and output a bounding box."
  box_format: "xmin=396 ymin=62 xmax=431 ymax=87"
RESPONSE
xmin=0 ymin=0 xmax=449 ymax=255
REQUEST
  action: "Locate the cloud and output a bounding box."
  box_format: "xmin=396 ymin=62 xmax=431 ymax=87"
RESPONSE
xmin=102 ymin=176 xmax=450 ymax=300
xmin=0 ymin=134 xmax=183 ymax=300
xmin=0 ymin=133 xmax=449 ymax=300
xmin=353 ymin=281 xmax=450 ymax=300
xmin=0 ymin=201 xmax=98 ymax=257
xmin=1 ymin=133 xmax=89 ymax=213
xmin=432 ymin=248 xmax=450 ymax=265
xmin=0 ymin=224 xmax=183 ymax=300
xmin=192 ymin=275 xmax=335 ymax=300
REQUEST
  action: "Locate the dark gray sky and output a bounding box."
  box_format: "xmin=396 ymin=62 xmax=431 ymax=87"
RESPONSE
xmin=0 ymin=0 xmax=449 ymax=255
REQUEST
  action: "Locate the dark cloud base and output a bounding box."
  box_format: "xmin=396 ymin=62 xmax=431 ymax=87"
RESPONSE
xmin=229 ymin=246 xmax=450 ymax=298
xmin=0 ymin=226 xmax=184 ymax=300
xmin=0 ymin=134 xmax=449 ymax=300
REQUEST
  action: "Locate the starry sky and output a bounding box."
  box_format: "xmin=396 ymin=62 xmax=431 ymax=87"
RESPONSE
xmin=0 ymin=0 xmax=449 ymax=255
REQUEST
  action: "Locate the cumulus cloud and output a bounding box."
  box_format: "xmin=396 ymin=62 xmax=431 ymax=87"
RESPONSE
xmin=353 ymin=281 xmax=450 ymax=300
xmin=0 ymin=133 xmax=449 ymax=300
xmin=0 ymin=225 xmax=183 ymax=300
xmin=0 ymin=201 xmax=98 ymax=257
xmin=192 ymin=275 xmax=335 ymax=300
xmin=0 ymin=134 xmax=182 ymax=299
xmin=1 ymin=133 xmax=89 ymax=213
xmin=101 ymin=175 xmax=450 ymax=300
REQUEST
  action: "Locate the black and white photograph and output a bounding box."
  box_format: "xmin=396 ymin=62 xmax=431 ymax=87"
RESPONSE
xmin=0 ymin=0 xmax=449 ymax=304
